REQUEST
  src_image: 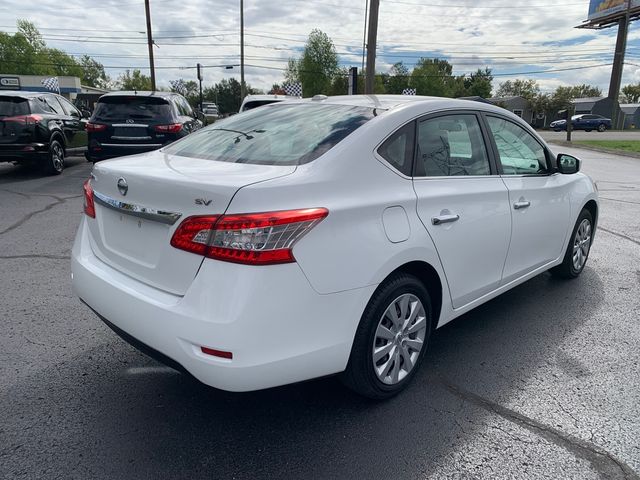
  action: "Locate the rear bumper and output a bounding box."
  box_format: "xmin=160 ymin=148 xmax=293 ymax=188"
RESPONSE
xmin=0 ymin=143 xmax=48 ymax=162
xmin=71 ymin=218 xmax=374 ymax=392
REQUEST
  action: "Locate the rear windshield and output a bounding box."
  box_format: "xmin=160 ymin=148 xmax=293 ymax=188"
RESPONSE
xmin=0 ymin=97 xmax=30 ymax=118
xmin=92 ymin=96 xmax=172 ymax=121
xmin=164 ymin=103 xmax=377 ymax=166
xmin=241 ymin=100 xmax=282 ymax=111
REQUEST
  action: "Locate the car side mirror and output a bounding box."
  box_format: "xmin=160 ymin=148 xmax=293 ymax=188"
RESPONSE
xmin=557 ymin=153 xmax=580 ymax=174
xmin=81 ymin=109 xmax=91 ymax=119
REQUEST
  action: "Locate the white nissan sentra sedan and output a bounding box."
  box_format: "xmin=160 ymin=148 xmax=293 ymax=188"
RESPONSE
xmin=72 ymin=95 xmax=598 ymax=399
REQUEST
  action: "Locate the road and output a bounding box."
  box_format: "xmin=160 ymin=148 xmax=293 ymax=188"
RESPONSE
xmin=0 ymin=149 xmax=638 ymax=480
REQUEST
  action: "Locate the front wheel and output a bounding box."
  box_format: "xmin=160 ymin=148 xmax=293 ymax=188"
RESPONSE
xmin=597 ymin=124 xmax=606 ymax=132
xmin=341 ymin=273 xmax=432 ymax=399
xmin=551 ymin=209 xmax=593 ymax=279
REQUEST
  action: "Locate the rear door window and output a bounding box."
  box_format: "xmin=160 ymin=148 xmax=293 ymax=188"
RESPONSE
xmin=415 ymin=114 xmax=491 ymax=177
xmin=92 ymin=96 xmax=173 ymax=122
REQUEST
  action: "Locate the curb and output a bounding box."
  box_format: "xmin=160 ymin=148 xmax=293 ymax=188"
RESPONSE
xmin=548 ymin=141 xmax=640 ymax=159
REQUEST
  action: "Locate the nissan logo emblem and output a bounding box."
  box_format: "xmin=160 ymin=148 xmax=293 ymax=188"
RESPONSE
xmin=117 ymin=177 xmax=128 ymax=196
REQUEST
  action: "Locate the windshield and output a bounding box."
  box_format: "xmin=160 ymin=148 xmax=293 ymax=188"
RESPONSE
xmin=93 ymin=96 xmax=172 ymax=121
xmin=164 ymin=103 xmax=377 ymax=166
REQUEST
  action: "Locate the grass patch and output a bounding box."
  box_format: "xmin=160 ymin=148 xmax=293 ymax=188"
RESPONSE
xmin=574 ymin=140 xmax=640 ymax=154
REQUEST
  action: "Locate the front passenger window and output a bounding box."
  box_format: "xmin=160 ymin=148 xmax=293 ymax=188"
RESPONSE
xmin=486 ymin=116 xmax=548 ymax=175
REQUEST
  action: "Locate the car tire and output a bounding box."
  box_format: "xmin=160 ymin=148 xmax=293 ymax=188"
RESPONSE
xmin=44 ymin=138 xmax=64 ymax=175
xmin=551 ymin=209 xmax=594 ymax=279
xmin=340 ymin=273 xmax=433 ymax=400
xmin=597 ymin=124 xmax=606 ymax=132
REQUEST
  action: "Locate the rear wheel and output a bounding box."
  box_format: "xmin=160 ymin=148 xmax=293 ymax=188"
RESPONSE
xmin=551 ymin=209 xmax=593 ymax=279
xmin=44 ymin=139 xmax=64 ymax=175
xmin=341 ymin=273 xmax=432 ymax=399
xmin=597 ymin=124 xmax=606 ymax=132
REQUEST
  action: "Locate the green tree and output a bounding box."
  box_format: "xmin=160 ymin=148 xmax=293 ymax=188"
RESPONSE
xmin=169 ymin=78 xmax=200 ymax=105
xmin=548 ymin=84 xmax=602 ymax=114
xmin=495 ymin=79 xmax=540 ymax=100
xmin=283 ymin=59 xmax=299 ymax=85
xmin=298 ymin=29 xmax=339 ymax=97
xmin=79 ymin=55 xmax=109 ymax=88
xmin=410 ymin=58 xmax=455 ymax=97
xmin=463 ymin=68 xmax=493 ymax=98
xmin=622 ymin=84 xmax=640 ymax=103
xmin=204 ymin=78 xmax=260 ymax=114
xmin=117 ymin=69 xmax=153 ymax=91
xmin=384 ymin=62 xmax=410 ymax=94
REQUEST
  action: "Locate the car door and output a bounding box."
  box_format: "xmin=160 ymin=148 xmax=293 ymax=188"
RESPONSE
xmin=412 ymin=112 xmax=511 ymax=309
xmin=484 ymin=115 xmax=571 ymax=284
xmin=57 ymin=96 xmax=88 ymax=149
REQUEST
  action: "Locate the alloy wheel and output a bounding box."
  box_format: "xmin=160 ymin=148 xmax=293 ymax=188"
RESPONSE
xmin=372 ymin=293 xmax=427 ymax=385
xmin=572 ymin=218 xmax=592 ymax=271
xmin=51 ymin=143 xmax=64 ymax=172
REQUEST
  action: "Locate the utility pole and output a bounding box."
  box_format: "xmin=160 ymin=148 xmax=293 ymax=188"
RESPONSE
xmin=361 ymin=0 xmax=369 ymax=72
xmin=365 ymin=0 xmax=380 ymax=94
xmin=608 ymin=0 xmax=631 ymax=128
xmin=240 ymin=0 xmax=246 ymax=102
xmin=144 ymin=0 xmax=156 ymax=91
xmin=197 ymin=63 xmax=203 ymax=111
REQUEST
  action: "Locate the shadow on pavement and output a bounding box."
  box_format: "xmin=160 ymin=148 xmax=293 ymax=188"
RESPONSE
xmin=2 ymin=267 xmax=606 ymax=478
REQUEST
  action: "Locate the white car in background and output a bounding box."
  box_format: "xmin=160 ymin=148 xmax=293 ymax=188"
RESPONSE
xmin=239 ymin=94 xmax=300 ymax=112
xmin=72 ymin=95 xmax=598 ymax=399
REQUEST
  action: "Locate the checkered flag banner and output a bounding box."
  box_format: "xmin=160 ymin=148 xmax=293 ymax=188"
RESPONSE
xmin=402 ymin=88 xmax=416 ymax=95
xmin=41 ymin=77 xmax=60 ymax=93
xmin=283 ymin=83 xmax=302 ymax=97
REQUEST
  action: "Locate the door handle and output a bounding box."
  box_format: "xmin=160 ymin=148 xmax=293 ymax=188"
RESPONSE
xmin=513 ymin=201 xmax=531 ymax=210
xmin=431 ymin=214 xmax=460 ymax=225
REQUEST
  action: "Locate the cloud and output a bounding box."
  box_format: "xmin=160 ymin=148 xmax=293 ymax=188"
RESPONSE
xmin=1 ymin=0 xmax=639 ymax=94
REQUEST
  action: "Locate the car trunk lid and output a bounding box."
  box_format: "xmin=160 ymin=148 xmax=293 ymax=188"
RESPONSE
xmin=87 ymin=150 xmax=296 ymax=295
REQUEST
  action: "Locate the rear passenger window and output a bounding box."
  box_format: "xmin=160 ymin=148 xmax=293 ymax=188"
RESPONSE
xmin=377 ymin=122 xmax=415 ymax=176
xmin=486 ymin=116 xmax=548 ymax=175
xmin=415 ymin=114 xmax=490 ymax=177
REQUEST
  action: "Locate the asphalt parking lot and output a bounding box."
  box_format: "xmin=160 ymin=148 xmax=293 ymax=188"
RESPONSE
xmin=1 ymin=148 xmax=638 ymax=479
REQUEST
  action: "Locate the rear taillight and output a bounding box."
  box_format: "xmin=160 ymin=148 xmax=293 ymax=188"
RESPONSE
xmin=83 ymin=179 xmax=95 ymax=218
xmin=170 ymin=208 xmax=328 ymax=265
xmin=3 ymin=114 xmax=42 ymax=125
xmin=154 ymin=123 xmax=183 ymax=133
xmin=86 ymin=122 xmax=107 ymax=132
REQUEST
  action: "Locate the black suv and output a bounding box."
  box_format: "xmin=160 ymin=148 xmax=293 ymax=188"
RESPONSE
xmin=0 ymin=91 xmax=88 ymax=175
xmin=86 ymin=91 xmax=203 ymax=162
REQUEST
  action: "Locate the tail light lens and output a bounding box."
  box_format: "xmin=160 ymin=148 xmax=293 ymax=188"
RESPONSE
xmin=3 ymin=114 xmax=42 ymax=125
xmin=154 ymin=123 xmax=183 ymax=133
xmin=171 ymin=208 xmax=328 ymax=265
xmin=86 ymin=122 xmax=107 ymax=132
xmin=83 ymin=179 xmax=95 ymax=218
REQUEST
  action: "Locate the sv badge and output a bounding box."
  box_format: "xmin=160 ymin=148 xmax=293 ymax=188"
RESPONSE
xmin=195 ymin=198 xmax=213 ymax=206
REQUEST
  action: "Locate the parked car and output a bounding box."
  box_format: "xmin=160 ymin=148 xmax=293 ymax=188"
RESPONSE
xmin=0 ymin=91 xmax=88 ymax=174
xmin=73 ymin=95 xmax=598 ymax=399
xmin=86 ymin=91 xmax=203 ymax=162
xmin=201 ymin=102 xmax=220 ymax=124
xmin=239 ymin=94 xmax=300 ymax=112
xmin=550 ymin=114 xmax=611 ymax=132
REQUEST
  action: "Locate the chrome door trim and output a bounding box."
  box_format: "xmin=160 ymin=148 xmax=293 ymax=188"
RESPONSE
xmin=111 ymin=123 xmax=149 ymax=128
xmin=110 ymin=136 xmax=153 ymax=141
xmin=93 ymin=191 xmax=182 ymax=225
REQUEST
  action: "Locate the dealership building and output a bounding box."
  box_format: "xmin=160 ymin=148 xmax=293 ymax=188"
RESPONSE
xmin=0 ymin=74 xmax=109 ymax=107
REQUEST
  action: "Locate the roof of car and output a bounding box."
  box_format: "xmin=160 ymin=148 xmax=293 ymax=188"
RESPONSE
xmin=288 ymin=94 xmax=505 ymax=112
xmin=0 ymin=90 xmax=56 ymax=98
xmin=243 ymin=94 xmax=299 ymax=101
xmin=99 ymin=91 xmax=177 ymax=99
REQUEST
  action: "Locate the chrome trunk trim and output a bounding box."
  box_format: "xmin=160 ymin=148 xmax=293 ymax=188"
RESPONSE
xmin=93 ymin=191 xmax=182 ymax=225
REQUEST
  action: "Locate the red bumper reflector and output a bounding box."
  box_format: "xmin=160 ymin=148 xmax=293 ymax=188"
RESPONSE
xmin=201 ymin=346 xmax=233 ymax=359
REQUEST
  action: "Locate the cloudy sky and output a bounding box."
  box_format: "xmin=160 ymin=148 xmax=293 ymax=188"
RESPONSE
xmin=2 ymin=0 xmax=640 ymax=95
